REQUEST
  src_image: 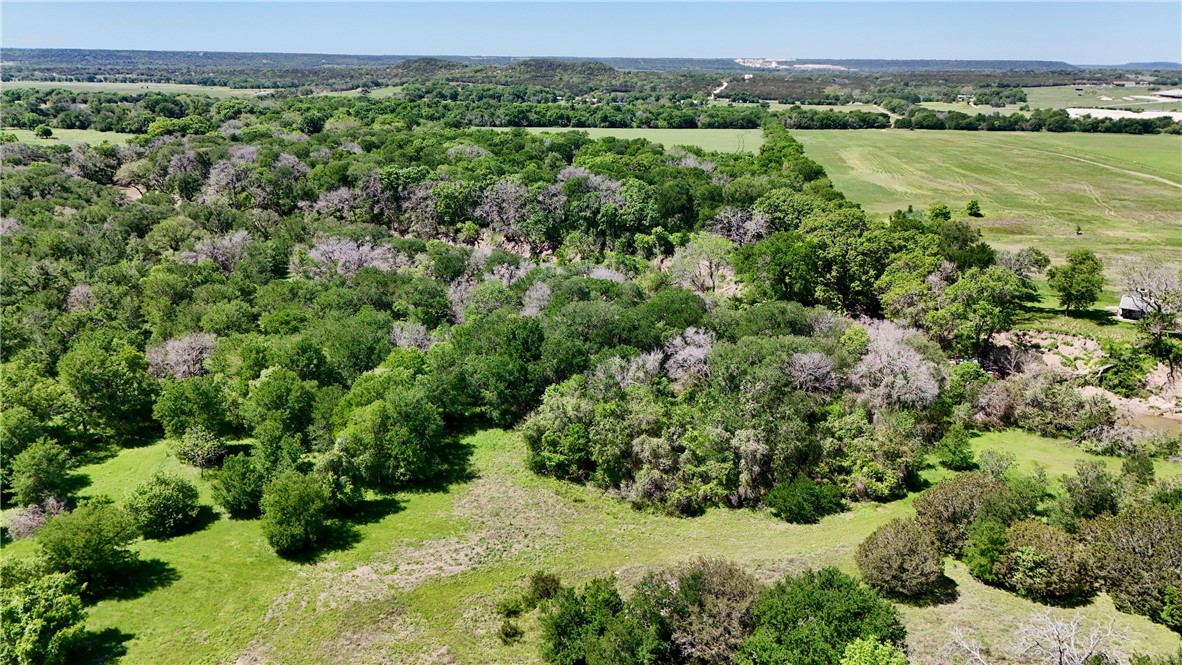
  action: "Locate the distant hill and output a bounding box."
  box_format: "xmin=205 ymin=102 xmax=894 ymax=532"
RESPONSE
xmin=1081 ymin=62 xmax=1182 ymax=70
xmin=0 ymin=48 xmax=1091 ymax=73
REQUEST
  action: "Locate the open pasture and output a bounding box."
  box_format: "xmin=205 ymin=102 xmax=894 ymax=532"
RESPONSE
xmin=512 ymin=126 xmax=765 ymax=152
xmin=5 ymin=429 xmax=1179 ymax=664
xmin=789 ymin=130 xmax=1182 ymax=270
xmin=1025 ymin=84 xmax=1182 ymax=111
xmin=4 ymin=127 xmax=137 ymax=146
xmin=1 ymin=79 xmax=269 ymax=98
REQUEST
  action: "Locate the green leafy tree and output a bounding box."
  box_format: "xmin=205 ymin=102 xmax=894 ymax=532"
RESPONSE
xmin=1047 ymin=250 xmax=1104 ymax=313
xmin=732 ymin=232 xmax=818 ymax=303
xmin=965 ymin=199 xmax=983 ymax=218
xmin=211 ymin=454 xmax=267 ymax=518
xmin=37 ymin=497 xmax=138 ymax=597
xmin=0 ymin=571 xmax=86 ymax=665
xmin=173 ymin=425 xmax=226 ymax=475
xmin=241 ymin=367 xmax=316 ymax=436
xmin=736 ymin=568 xmax=906 ymax=665
xmin=260 ymin=471 xmax=330 ymax=554
xmin=335 ymin=385 xmax=443 ymax=489
xmin=856 ymin=518 xmax=945 ymax=599
xmin=56 ymin=328 xmax=157 ymax=440
xmin=1058 ymin=460 xmax=1120 ymax=526
xmin=914 ymin=472 xmax=1010 ymax=554
xmin=124 ymin=471 xmax=201 ymax=539
xmin=34 ymin=125 xmax=52 ymax=139
xmin=9 ymin=438 xmax=72 ymax=506
xmin=934 ymin=423 xmax=975 ymax=470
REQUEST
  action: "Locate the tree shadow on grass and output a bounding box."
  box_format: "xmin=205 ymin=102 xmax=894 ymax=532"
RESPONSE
xmin=99 ymin=557 xmax=181 ymax=602
xmin=276 ymin=519 xmax=363 ymax=565
xmin=348 ymin=495 xmax=404 ymax=526
xmin=72 ymin=627 xmax=134 ymax=665
xmin=405 ymin=434 xmax=477 ymax=494
xmin=153 ymin=504 xmax=221 ymax=540
xmin=887 ymin=574 xmax=960 ymax=608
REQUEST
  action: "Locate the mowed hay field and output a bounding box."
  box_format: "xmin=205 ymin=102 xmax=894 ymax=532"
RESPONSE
xmin=5 ymin=429 xmax=1179 ymax=664
xmin=790 ymin=130 xmax=1182 ymax=268
xmin=516 ymin=127 xmax=765 ymax=153
xmin=1 ymin=80 xmax=270 ymax=98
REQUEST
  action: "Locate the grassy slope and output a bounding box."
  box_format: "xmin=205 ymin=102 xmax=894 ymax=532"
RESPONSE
xmin=789 ymin=130 xmax=1182 ymax=272
xmin=1 ymin=80 xmax=268 ymax=98
xmin=5 ymin=430 xmax=1179 ymax=663
xmin=511 ymin=127 xmax=766 ymax=153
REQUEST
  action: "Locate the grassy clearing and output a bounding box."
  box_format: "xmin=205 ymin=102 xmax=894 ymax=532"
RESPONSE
xmin=317 ymin=85 xmax=402 ymax=98
xmin=4 ymin=127 xmax=137 ymax=146
xmin=971 ymin=430 xmax=1182 ymax=485
xmin=789 ymin=130 xmax=1182 ymax=272
xmin=508 ymin=127 xmax=765 ymax=153
xmin=1025 ymin=85 xmax=1182 ymax=110
xmin=5 ymin=429 xmax=1179 ymax=663
xmin=1 ymin=80 xmax=268 ymax=98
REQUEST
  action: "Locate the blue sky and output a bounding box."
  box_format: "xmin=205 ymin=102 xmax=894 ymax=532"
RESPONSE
xmin=3 ymin=2 xmax=1180 ymax=63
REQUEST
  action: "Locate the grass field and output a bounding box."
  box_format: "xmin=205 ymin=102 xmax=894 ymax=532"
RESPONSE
xmin=1025 ymin=85 xmax=1182 ymax=111
xmin=789 ymin=130 xmax=1182 ymax=272
xmin=509 ymin=127 xmax=765 ymax=153
xmin=1 ymin=80 xmax=269 ymax=98
xmin=4 ymin=127 xmax=137 ymax=146
xmin=317 ymin=85 xmax=403 ymax=98
xmin=4 ymin=429 xmax=1179 ymax=664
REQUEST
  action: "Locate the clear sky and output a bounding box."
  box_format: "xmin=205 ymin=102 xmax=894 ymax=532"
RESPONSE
xmin=3 ymin=2 xmax=1180 ymax=64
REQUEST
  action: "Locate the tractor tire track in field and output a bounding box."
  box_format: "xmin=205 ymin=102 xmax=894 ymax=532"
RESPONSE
xmin=975 ymin=137 xmax=1182 ymax=190
xmin=1082 ymin=182 xmax=1116 ymax=216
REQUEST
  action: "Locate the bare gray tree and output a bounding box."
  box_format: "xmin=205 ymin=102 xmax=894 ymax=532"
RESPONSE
xmin=788 ymin=352 xmax=838 ymax=394
xmin=664 ymin=327 xmax=715 ymax=391
xmin=849 ymin=320 xmax=940 ymax=411
xmin=520 ymin=281 xmax=553 ymax=317
xmin=147 ymin=332 xmax=218 ymax=379
xmin=389 ymin=321 xmax=435 ymax=352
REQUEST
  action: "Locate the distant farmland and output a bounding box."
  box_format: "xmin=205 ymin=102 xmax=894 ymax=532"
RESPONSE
xmin=6 ymin=127 xmax=136 ymax=146
xmin=790 ymin=130 xmax=1182 ymax=270
xmin=1 ymin=80 xmax=269 ymax=97
xmin=508 ymin=127 xmax=765 ymax=153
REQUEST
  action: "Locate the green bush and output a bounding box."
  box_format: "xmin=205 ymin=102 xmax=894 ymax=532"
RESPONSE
xmin=856 ymin=518 xmax=944 ymax=599
xmin=736 ymin=568 xmax=905 ymax=665
xmin=498 ymin=618 xmax=524 ymax=645
xmin=765 ymin=477 xmax=844 ymax=524
xmin=0 ymin=571 xmax=86 ymax=665
xmin=260 ymin=471 xmax=330 ymax=554
xmin=1084 ymin=504 xmax=1182 ymax=629
xmin=124 ymin=471 xmax=201 ymax=539
xmin=914 ymin=472 xmax=1010 ymax=554
xmin=540 ymin=577 xmax=624 ymax=665
xmin=529 ymin=571 xmax=563 ymax=603
xmin=962 ymin=517 xmax=1008 ymax=584
xmin=840 ymin=637 xmax=908 ymax=665
xmin=211 ymin=454 xmax=267 ymax=517
xmin=37 ymin=497 xmax=138 ymax=597
xmin=994 ymin=520 xmax=1093 ymax=603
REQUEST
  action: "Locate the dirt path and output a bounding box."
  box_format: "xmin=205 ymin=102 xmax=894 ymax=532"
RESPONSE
xmin=710 ymin=79 xmax=728 ymax=99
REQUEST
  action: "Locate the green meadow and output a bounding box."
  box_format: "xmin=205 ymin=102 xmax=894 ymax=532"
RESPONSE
xmin=511 ymin=127 xmax=766 ymax=153
xmin=5 ymin=127 xmax=137 ymax=146
xmin=789 ymin=130 xmax=1182 ymax=270
xmin=4 ymin=429 xmax=1178 ymax=664
xmin=1 ymin=80 xmax=269 ymax=98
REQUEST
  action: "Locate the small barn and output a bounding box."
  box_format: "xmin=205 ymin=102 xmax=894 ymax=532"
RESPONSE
xmin=1119 ymin=292 xmax=1152 ymax=320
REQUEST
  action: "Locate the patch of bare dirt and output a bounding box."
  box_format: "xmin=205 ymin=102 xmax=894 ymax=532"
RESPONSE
xmin=236 ymin=468 xmax=575 ymax=663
